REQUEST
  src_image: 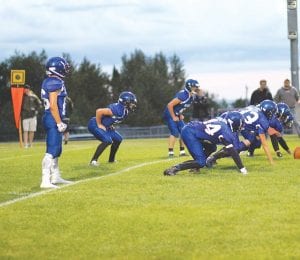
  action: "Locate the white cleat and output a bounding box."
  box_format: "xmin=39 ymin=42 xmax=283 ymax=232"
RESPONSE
xmin=51 ymin=177 xmax=73 ymax=184
xmin=40 ymin=182 xmax=58 ymax=189
xmin=89 ymin=160 xmax=100 ymax=167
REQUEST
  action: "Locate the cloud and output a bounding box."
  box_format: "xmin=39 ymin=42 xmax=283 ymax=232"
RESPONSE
xmin=0 ymin=0 xmax=297 ymax=99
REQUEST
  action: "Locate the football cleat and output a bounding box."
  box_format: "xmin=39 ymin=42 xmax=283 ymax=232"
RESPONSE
xmin=90 ymin=160 xmax=100 ymax=167
xmin=276 ymin=151 xmax=283 ymax=158
xmin=40 ymin=182 xmax=58 ymax=189
xmin=247 ymin=151 xmax=254 ymax=157
xmin=206 ymin=155 xmax=216 ymax=168
xmin=51 ymin=176 xmax=73 ymax=184
xmin=163 ymin=166 xmax=179 ymax=176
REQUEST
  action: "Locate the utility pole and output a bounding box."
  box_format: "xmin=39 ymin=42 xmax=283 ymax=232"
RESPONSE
xmin=287 ymin=0 xmax=299 ymax=90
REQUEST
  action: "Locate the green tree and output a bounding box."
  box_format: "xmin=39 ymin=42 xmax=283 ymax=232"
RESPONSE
xmin=232 ymin=98 xmax=248 ymax=108
xmin=67 ymin=58 xmax=110 ymax=125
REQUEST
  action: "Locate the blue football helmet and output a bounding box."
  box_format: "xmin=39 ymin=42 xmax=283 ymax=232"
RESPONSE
xmin=46 ymin=57 xmax=70 ymax=78
xmin=276 ymin=102 xmax=290 ymax=119
xmin=118 ymin=91 xmax=137 ymax=111
xmin=184 ymin=79 xmax=200 ymax=92
xmin=282 ymin=111 xmax=294 ymax=128
xmin=224 ymin=111 xmax=245 ymax=132
xmin=259 ymin=100 xmax=278 ymax=119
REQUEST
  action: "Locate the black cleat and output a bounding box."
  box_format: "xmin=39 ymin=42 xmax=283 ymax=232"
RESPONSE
xmin=163 ymin=166 xmax=179 ymax=176
xmin=276 ymin=151 xmax=283 ymax=158
xmin=247 ymin=151 xmax=254 ymax=157
xmin=206 ymin=156 xmax=216 ymax=168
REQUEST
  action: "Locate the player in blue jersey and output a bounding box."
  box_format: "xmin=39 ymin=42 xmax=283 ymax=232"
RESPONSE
xmin=40 ymin=57 xmax=72 ymax=188
xmin=207 ymin=100 xmax=277 ymax=166
xmin=88 ymin=91 xmax=137 ymax=166
xmin=241 ymin=100 xmax=277 ymax=164
xmin=163 ymin=111 xmax=248 ymax=176
xmin=268 ymin=103 xmax=293 ymax=157
xmin=163 ymin=79 xmax=202 ymax=157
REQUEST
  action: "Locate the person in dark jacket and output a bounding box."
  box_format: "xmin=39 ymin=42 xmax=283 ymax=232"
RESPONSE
xmin=250 ymin=79 xmax=273 ymax=105
xmin=21 ymin=84 xmax=42 ymax=148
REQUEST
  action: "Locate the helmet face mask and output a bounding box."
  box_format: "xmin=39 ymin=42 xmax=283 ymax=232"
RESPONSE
xmin=118 ymin=91 xmax=137 ymax=112
xmin=276 ymin=102 xmax=290 ymax=121
xmin=46 ymin=57 xmax=70 ymax=78
xmin=259 ymin=100 xmax=278 ymax=119
xmin=225 ymin=111 xmax=245 ymax=132
xmin=185 ymin=79 xmax=200 ymax=92
xmin=283 ymin=112 xmax=294 ymax=128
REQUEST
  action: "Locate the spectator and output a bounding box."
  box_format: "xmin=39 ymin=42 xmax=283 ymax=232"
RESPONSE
xmin=250 ymin=79 xmax=273 ymax=105
xmin=63 ymin=96 xmax=74 ymax=144
xmin=21 ymin=84 xmax=42 ymax=148
xmin=274 ymin=79 xmax=300 ymax=137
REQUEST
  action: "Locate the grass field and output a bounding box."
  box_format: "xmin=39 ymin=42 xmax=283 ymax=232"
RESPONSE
xmin=1 ymin=136 xmax=300 ymax=259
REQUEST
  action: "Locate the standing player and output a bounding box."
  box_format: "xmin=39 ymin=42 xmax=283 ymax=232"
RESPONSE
xmin=88 ymin=91 xmax=137 ymax=166
xmin=40 ymin=57 xmax=72 ymax=188
xmin=163 ymin=111 xmax=248 ymax=176
xmin=163 ymin=79 xmax=202 ymax=157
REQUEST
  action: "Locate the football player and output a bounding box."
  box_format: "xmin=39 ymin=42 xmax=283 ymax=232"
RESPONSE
xmin=88 ymin=91 xmax=137 ymax=166
xmin=163 ymin=111 xmax=248 ymax=176
xmin=242 ymin=100 xmax=277 ymax=164
xmin=269 ymin=103 xmax=293 ymax=157
xmin=40 ymin=57 xmax=72 ymax=188
xmin=207 ymin=100 xmax=277 ymax=166
xmin=163 ymin=79 xmax=202 ymax=157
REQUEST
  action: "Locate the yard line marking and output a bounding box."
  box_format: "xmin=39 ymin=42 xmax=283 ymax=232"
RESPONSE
xmin=0 ymin=159 xmax=171 ymax=208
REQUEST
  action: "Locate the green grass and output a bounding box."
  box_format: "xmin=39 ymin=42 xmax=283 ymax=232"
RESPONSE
xmin=1 ymin=136 xmax=300 ymax=259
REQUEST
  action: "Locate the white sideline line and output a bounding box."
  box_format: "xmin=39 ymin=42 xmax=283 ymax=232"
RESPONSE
xmin=0 ymin=159 xmax=170 ymax=208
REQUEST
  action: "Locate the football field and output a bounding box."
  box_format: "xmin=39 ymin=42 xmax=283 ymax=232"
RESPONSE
xmin=1 ymin=137 xmax=300 ymax=259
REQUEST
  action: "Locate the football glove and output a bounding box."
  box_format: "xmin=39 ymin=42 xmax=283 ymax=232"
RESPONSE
xmin=57 ymin=122 xmax=67 ymax=132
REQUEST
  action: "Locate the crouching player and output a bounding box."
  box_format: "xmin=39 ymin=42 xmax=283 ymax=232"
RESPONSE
xmin=269 ymin=102 xmax=294 ymax=157
xmin=207 ymin=100 xmax=277 ymax=166
xmin=88 ymin=91 xmax=137 ymax=166
xmin=163 ymin=111 xmax=248 ymax=176
xmin=40 ymin=57 xmax=73 ymax=188
xmin=242 ymin=100 xmax=277 ymax=164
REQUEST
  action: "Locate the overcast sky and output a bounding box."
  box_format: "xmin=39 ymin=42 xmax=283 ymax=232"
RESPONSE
xmin=0 ymin=0 xmax=298 ymax=100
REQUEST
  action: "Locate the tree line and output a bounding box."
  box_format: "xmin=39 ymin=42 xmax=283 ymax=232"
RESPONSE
xmin=0 ymin=50 xmax=247 ymax=141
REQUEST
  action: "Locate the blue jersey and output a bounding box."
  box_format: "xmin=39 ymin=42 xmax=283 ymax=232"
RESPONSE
xmin=240 ymin=106 xmax=269 ymax=135
xmin=41 ymin=76 xmax=67 ymax=118
xmin=163 ymin=89 xmax=193 ymax=117
xmin=186 ymin=119 xmax=241 ymax=148
xmin=269 ymin=117 xmax=283 ymax=133
xmin=101 ymin=103 xmax=128 ymax=128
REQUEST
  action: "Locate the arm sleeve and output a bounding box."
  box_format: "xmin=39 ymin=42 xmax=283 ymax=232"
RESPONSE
xmin=274 ymin=90 xmax=280 ymax=103
xmin=250 ymin=92 xmax=255 ymax=105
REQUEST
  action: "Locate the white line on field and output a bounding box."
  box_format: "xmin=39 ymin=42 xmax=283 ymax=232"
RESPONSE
xmin=0 ymin=159 xmax=171 ymax=208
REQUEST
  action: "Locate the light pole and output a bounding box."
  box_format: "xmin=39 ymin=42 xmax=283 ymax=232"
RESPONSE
xmin=287 ymin=0 xmax=299 ymax=90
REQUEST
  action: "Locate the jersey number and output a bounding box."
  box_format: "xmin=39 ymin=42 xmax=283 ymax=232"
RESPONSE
xmin=204 ymin=123 xmax=221 ymax=136
xmin=242 ymin=111 xmax=259 ymax=124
